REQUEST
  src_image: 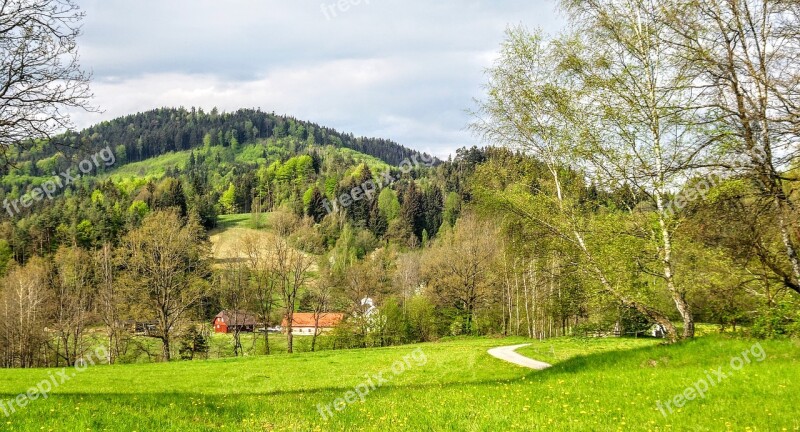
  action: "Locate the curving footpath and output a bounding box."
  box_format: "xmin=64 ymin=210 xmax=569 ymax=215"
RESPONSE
xmin=487 ymin=344 xmax=552 ymax=370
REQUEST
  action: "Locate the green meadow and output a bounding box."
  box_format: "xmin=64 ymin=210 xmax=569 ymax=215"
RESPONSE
xmin=0 ymin=334 xmax=796 ymax=431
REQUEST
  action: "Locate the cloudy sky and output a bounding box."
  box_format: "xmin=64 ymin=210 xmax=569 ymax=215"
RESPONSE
xmin=71 ymin=0 xmax=564 ymax=158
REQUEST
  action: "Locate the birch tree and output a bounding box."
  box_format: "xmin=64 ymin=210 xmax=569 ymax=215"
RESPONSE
xmin=96 ymin=242 xmax=124 ymax=364
xmin=665 ymin=0 xmax=800 ymax=295
xmin=560 ymin=0 xmax=703 ymax=338
xmin=471 ymin=27 xmax=680 ymax=341
xmin=0 ymin=258 xmax=49 ymax=367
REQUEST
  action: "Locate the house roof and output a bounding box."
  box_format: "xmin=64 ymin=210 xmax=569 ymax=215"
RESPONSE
xmin=281 ymin=312 xmax=344 ymax=328
xmin=213 ymin=310 xmax=260 ymax=326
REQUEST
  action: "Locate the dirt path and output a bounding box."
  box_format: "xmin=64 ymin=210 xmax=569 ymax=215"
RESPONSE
xmin=487 ymin=344 xmax=552 ymax=370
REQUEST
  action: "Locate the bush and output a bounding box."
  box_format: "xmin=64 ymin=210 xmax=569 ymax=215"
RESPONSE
xmin=178 ymin=326 xmax=209 ymax=360
xmin=751 ymin=303 xmax=800 ymax=338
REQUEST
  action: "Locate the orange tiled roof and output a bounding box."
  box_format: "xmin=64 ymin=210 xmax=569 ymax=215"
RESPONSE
xmin=282 ymin=312 xmax=343 ymax=328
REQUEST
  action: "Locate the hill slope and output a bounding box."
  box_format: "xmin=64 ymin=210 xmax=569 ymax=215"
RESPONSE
xmin=1 ymin=107 xmax=431 ymax=186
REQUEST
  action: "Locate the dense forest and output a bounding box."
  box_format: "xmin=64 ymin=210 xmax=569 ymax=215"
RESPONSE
xmin=0 ymin=1 xmax=798 ymax=369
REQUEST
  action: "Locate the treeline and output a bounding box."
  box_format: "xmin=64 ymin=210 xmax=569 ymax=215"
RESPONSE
xmin=0 ymin=134 xmax=636 ymax=366
xmin=0 ymin=139 xmax=796 ymax=367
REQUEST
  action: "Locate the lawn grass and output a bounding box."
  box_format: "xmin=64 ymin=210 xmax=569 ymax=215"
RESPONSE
xmin=215 ymin=213 xmax=272 ymax=231
xmin=515 ymin=336 xmax=661 ymax=364
xmin=82 ymin=331 xmax=338 ymax=364
xmin=0 ymin=335 xmax=796 ymax=431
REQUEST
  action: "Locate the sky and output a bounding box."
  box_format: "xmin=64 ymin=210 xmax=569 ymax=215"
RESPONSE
xmin=70 ymin=0 xmax=565 ymax=159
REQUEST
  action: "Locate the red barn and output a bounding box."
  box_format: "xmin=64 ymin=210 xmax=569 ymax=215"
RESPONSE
xmin=213 ymin=310 xmax=260 ymax=334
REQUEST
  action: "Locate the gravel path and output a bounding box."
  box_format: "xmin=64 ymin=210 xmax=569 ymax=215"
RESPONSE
xmin=487 ymin=344 xmax=552 ymax=370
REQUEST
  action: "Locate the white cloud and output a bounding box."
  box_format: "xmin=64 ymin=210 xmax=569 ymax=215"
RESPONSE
xmin=70 ymin=0 xmax=564 ymax=158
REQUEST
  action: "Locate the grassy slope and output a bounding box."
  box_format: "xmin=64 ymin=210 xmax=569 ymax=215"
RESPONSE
xmin=209 ymin=213 xmax=276 ymax=261
xmin=0 ymin=335 xmax=796 ymax=431
xmin=209 ymin=213 xmax=320 ymax=274
xmin=103 ymin=150 xmax=192 ymax=182
xmin=334 ymin=147 xmax=391 ymax=174
xmin=101 ymin=143 xmax=391 ymax=184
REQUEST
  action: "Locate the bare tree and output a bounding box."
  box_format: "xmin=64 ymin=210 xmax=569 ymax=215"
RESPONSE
xmin=240 ymin=233 xmax=277 ymax=355
xmin=423 ymin=214 xmax=500 ymax=335
xmin=51 ymin=245 xmax=94 ymax=366
xmin=95 ymin=242 xmax=125 ymax=364
xmin=309 ymin=267 xmax=333 ymax=352
xmin=0 ymin=257 xmax=49 ymax=367
xmin=0 ymin=0 xmax=95 ymax=168
xmin=218 ymin=258 xmax=249 ymax=357
xmin=121 ymin=210 xmax=209 ymax=361
xmin=343 ymin=260 xmax=380 ymax=346
xmin=275 ymin=237 xmax=311 ymax=354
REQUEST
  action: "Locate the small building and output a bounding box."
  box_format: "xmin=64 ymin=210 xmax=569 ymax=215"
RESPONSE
xmin=213 ymin=310 xmax=260 ymax=334
xmin=122 ymin=320 xmax=158 ymax=336
xmin=281 ymin=312 xmax=344 ymax=335
xmin=650 ymin=324 xmax=667 ymax=338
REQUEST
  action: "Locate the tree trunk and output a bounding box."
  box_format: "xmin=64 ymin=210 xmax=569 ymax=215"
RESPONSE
xmin=656 ymin=192 xmax=694 ymax=339
xmin=162 ymin=336 xmax=171 ymax=361
xmin=285 ymin=311 xmax=294 ymax=354
xmin=774 ymin=198 xmax=800 ymax=294
xmin=263 ymin=326 xmax=270 ymax=355
xmin=311 ymin=313 xmax=320 ymax=352
xmin=523 ymin=262 xmax=532 ymax=338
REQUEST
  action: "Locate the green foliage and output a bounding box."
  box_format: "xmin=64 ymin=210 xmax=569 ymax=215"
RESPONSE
xmin=128 ymin=200 xmax=149 ymax=220
xmin=442 ymin=191 xmax=461 ymax=226
xmin=178 ymin=326 xmax=209 ymax=360
xmin=751 ymin=302 xmax=800 ymax=338
xmin=0 ymin=240 xmax=11 ymax=276
xmin=218 ymin=183 xmax=237 ymax=215
xmin=377 ymin=188 xmax=401 ymax=221
xmin=91 ymin=189 xmax=105 ymax=205
xmin=620 ymin=306 xmax=653 ymax=335
xmin=407 ymin=295 xmax=437 ymax=341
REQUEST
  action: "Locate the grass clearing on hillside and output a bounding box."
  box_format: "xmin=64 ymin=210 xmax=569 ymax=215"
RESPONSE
xmin=0 ymin=335 xmax=796 ymax=431
xmin=103 ymin=150 xmax=192 ymax=181
xmin=215 ymin=213 xmax=272 ymax=231
xmin=210 ymin=213 xmax=320 ymax=273
xmin=210 ymin=214 xmax=276 ymax=262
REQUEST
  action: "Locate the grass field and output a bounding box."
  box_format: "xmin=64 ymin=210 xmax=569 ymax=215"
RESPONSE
xmin=104 ymin=150 xmax=192 ymax=181
xmin=0 ymin=334 xmax=796 ymax=431
xmin=210 ymin=213 xmax=321 ymax=274
xmin=81 ymin=331 xmax=338 ymax=365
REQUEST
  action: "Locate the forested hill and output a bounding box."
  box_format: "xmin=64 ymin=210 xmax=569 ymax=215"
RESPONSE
xmin=6 ymin=107 xmax=431 ymax=174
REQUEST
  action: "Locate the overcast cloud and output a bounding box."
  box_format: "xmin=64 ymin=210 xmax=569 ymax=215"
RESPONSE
xmin=70 ymin=0 xmax=564 ymax=158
